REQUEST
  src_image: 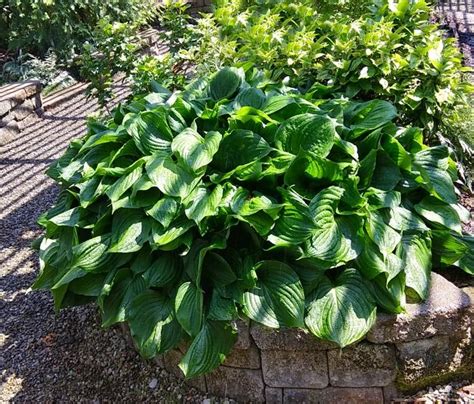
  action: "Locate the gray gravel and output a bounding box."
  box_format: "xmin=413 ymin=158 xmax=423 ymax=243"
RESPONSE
xmin=0 ymin=84 xmax=211 ymax=403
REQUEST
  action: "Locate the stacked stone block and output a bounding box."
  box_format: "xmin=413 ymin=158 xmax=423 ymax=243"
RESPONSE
xmin=123 ymin=272 xmax=472 ymax=403
xmin=0 ymin=81 xmax=42 ymax=146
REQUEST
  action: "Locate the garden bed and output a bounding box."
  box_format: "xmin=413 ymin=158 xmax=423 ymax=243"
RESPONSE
xmin=121 ymin=273 xmax=473 ymax=403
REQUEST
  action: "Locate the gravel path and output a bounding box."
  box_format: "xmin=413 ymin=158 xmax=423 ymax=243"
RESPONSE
xmin=0 ymin=85 xmax=211 ymax=403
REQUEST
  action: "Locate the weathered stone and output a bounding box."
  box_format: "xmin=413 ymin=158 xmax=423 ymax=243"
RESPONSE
xmin=383 ymin=384 xmax=399 ymax=403
xmin=261 ymin=350 xmax=328 ymax=388
xmin=163 ymin=349 xmax=207 ymax=391
xmin=367 ymin=273 xmax=471 ymax=343
xmin=396 ymin=326 xmax=473 ymax=391
xmin=266 ymin=387 xmax=283 ymax=403
xmin=224 ymin=340 xmax=261 ymax=369
xmin=11 ymin=98 xmax=35 ymax=121
xmin=462 ymin=286 xmax=474 ymax=324
xmin=0 ymin=121 xmax=19 ymax=146
xmin=0 ymin=99 xmax=15 ymax=117
xmin=328 ymin=342 xmax=396 ymax=387
xmin=251 ymin=323 xmax=337 ymax=351
xmin=283 ymin=387 xmax=384 ymax=404
xmin=234 ymin=318 xmax=251 ymax=350
xmin=206 ymin=366 xmax=265 ymax=403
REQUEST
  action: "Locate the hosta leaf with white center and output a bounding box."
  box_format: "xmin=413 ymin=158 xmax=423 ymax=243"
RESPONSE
xmin=305 ymin=269 xmax=377 ymax=347
xmin=172 ymin=129 xmax=222 ymax=172
xmin=399 ymin=234 xmax=432 ymax=300
xmin=242 ymin=261 xmax=305 ymax=328
xmin=128 ymin=290 xmax=182 ymax=358
xmin=179 ymin=320 xmax=237 ymax=378
xmin=275 ymin=113 xmax=336 ymax=156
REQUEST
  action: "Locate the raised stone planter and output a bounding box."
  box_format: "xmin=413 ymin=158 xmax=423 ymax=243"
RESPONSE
xmin=0 ymin=80 xmax=43 ymax=145
xmin=122 ymin=273 xmax=472 ymax=403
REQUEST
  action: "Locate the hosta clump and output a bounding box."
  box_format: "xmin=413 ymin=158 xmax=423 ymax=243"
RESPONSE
xmin=34 ymin=67 xmax=473 ymax=378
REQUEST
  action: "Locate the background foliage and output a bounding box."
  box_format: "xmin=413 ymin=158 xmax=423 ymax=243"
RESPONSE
xmin=182 ymin=0 xmax=474 ymax=176
xmin=0 ymin=0 xmax=156 ymax=61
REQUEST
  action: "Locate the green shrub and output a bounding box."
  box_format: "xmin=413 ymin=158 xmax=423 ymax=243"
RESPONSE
xmin=185 ymin=0 xmax=473 ymax=136
xmin=34 ymin=67 xmax=472 ymax=377
xmin=0 ymin=0 xmax=157 ymax=61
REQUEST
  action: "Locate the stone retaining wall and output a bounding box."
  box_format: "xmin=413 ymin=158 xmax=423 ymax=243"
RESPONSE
xmin=123 ymin=273 xmax=472 ymax=403
xmin=0 ymin=80 xmax=42 ymax=146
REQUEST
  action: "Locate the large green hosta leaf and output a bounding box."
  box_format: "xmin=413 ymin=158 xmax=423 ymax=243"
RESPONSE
xmin=399 ymin=234 xmax=431 ymax=300
xmin=172 ymin=129 xmax=222 ymax=172
xmin=305 ymin=269 xmax=377 ymax=347
xmin=128 ymin=290 xmax=182 ymax=358
xmin=275 ymin=113 xmax=336 ymax=156
xmin=413 ymin=146 xmax=456 ymax=204
xmin=179 ymin=320 xmax=237 ymax=378
xmin=304 ymin=187 xmax=361 ymax=263
xmin=146 ymin=155 xmax=201 ymax=199
xmin=175 ymin=282 xmax=204 ymax=337
xmin=210 ymin=67 xmax=244 ymax=101
xmin=212 ymin=129 xmax=271 ymax=172
xmin=267 ymin=188 xmax=314 ymax=247
xmin=415 ymin=196 xmax=462 ymax=234
xmin=125 ymin=110 xmax=173 ymax=155
xmin=345 ymin=100 xmax=397 ymax=138
xmin=109 ymin=209 xmax=151 ymax=253
xmin=242 ymin=261 xmax=305 ymax=328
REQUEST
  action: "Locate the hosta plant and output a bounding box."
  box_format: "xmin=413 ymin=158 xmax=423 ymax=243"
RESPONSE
xmin=34 ymin=67 xmax=473 ymax=378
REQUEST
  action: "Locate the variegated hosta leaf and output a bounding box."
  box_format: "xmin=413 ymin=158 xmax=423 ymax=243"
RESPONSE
xmin=305 ymin=269 xmax=377 ymax=347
